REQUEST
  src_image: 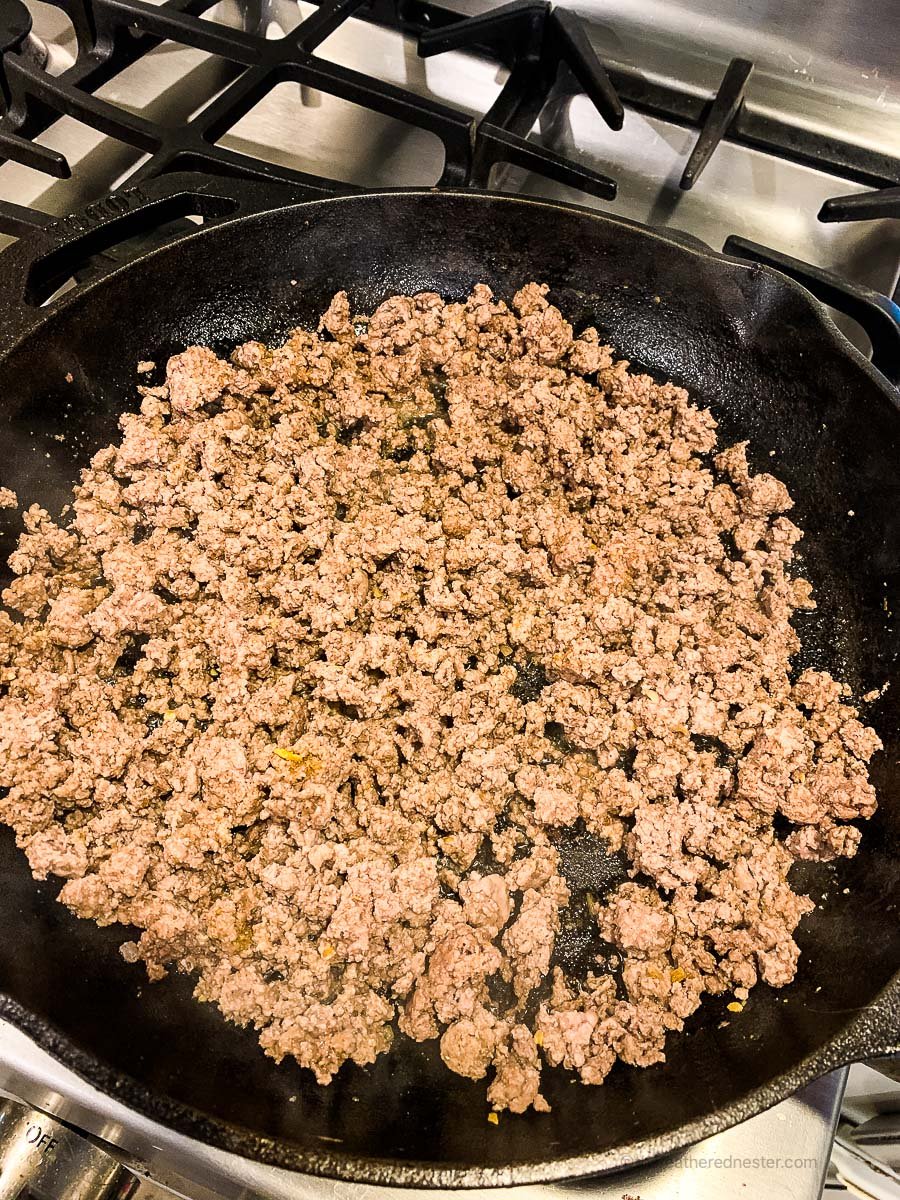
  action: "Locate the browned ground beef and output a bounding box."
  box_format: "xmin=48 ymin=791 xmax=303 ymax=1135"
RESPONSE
xmin=0 ymin=284 xmax=880 ymax=1112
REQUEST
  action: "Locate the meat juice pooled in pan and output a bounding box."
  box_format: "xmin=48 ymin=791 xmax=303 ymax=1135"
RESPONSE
xmin=0 ymin=283 xmax=879 ymax=1112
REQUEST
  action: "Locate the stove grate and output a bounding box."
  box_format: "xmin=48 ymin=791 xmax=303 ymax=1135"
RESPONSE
xmin=0 ymin=0 xmax=627 ymax=237
xmin=0 ymin=0 xmax=897 ymax=366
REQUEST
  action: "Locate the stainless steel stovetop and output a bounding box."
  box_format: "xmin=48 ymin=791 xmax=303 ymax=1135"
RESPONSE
xmin=3 ymin=0 xmax=898 ymax=302
xmin=0 ymin=1 xmax=897 ymax=1197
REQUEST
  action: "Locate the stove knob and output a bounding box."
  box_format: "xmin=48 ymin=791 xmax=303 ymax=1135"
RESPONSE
xmin=0 ymin=1098 xmax=137 ymax=1200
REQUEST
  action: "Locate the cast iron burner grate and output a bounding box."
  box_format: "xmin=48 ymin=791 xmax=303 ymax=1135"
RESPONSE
xmin=0 ymin=0 xmax=898 ymax=375
xmin=0 ymin=0 xmax=627 ymax=233
xmin=2 ymin=0 xmax=899 ymax=223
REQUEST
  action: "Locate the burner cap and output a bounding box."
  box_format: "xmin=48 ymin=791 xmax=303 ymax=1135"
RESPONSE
xmin=0 ymin=0 xmax=32 ymax=55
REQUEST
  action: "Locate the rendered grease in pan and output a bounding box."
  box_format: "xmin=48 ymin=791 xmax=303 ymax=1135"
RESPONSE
xmin=0 ymin=282 xmax=880 ymax=1114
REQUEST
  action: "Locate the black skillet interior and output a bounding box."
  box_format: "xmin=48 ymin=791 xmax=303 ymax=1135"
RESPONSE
xmin=0 ymin=188 xmax=898 ymax=1186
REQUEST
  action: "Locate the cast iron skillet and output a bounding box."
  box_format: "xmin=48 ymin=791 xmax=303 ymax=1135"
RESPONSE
xmin=0 ymin=175 xmax=898 ymax=1188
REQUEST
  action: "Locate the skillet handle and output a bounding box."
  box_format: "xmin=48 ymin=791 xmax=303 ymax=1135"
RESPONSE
xmin=0 ymin=173 xmax=332 ymax=347
xmin=723 ymin=236 xmax=900 ymax=388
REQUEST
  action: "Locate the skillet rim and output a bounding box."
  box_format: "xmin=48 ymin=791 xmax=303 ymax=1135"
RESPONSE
xmin=0 ymin=186 xmax=897 ymax=1187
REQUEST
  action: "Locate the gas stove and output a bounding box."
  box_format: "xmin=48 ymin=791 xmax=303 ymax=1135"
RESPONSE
xmin=0 ymin=0 xmax=897 ymax=1197
xmin=1 ymin=0 xmax=897 ymax=344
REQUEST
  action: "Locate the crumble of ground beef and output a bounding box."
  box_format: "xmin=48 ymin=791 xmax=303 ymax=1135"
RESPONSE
xmin=0 ymin=282 xmax=880 ymax=1112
